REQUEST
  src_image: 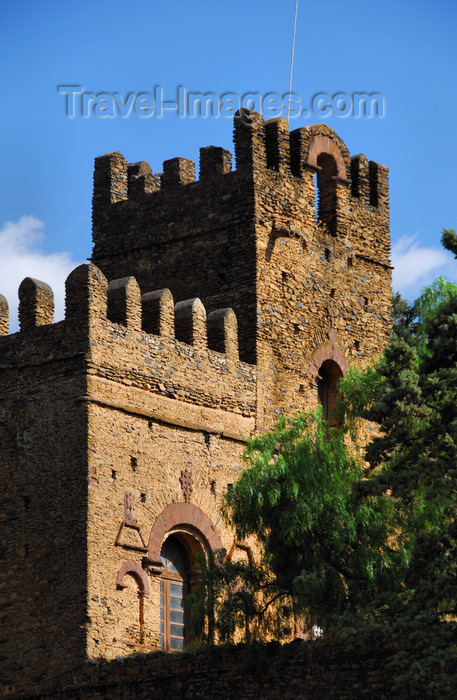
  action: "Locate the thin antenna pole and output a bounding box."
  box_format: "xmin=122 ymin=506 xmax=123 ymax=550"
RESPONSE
xmin=287 ymin=0 xmax=299 ymax=124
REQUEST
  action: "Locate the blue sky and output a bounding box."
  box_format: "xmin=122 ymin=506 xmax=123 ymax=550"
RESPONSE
xmin=1 ymin=0 xmax=456 ymax=329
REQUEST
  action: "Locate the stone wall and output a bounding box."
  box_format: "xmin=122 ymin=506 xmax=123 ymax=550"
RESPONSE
xmin=15 ymin=641 xmax=399 ymax=699
xmin=250 ymin=119 xmax=391 ymax=419
xmin=0 ymin=266 xmax=258 ymax=696
xmin=0 ymin=282 xmax=91 ymax=697
xmin=0 ymin=112 xmax=392 ymax=697
xmin=92 ymin=148 xmax=258 ymax=364
xmin=91 ymin=111 xmax=391 ymax=423
xmin=79 ymin=267 xmax=257 ymax=660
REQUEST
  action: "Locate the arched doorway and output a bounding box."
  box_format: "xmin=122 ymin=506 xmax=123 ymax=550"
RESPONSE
xmin=317 ymin=359 xmax=343 ymax=428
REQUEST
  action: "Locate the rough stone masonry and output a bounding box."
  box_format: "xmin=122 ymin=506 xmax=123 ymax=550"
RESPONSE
xmin=0 ymin=110 xmax=391 ymax=697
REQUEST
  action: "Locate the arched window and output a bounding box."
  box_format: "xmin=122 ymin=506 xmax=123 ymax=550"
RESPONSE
xmin=160 ymin=536 xmax=190 ymax=652
xmin=317 ymin=359 xmax=343 ymax=428
xmin=149 ymin=504 xmax=222 ymax=651
xmin=316 ymin=153 xmax=338 ymax=236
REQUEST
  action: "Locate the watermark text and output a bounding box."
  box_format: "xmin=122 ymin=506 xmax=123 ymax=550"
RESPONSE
xmin=57 ymin=85 xmax=385 ymax=120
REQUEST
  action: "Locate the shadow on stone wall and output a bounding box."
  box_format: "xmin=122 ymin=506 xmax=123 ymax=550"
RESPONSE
xmin=16 ymin=639 xmax=403 ymax=700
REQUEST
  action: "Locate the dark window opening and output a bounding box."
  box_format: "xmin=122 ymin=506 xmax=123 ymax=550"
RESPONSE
xmin=369 ymin=162 xmax=379 ymax=206
xmin=350 ymin=157 xmax=361 ymax=198
xmin=317 ymin=360 xmax=343 ymax=428
xmin=160 ymin=537 xmax=190 ymax=652
xmin=313 ymin=172 xmax=318 ymax=222
xmin=316 ymin=153 xmax=338 ymax=236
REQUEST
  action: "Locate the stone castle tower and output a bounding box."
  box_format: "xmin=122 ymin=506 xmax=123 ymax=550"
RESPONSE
xmin=0 ymin=111 xmax=391 ymax=696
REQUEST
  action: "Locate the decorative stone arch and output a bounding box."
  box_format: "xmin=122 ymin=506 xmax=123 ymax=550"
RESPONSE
xmin=147 ymin=502 xmax=222 ymax=564
xmin=149 ymin=503 xmax=223 ymax=651
xmin=290 ymin=124 xmax=350 ymax=179
xmin=307 ymin=339 xmax=349 ymax=380
xmin=292 ymin=126 xmax=349 ymax=235
xmin=116 ymin=559 xmax=150 ymax=596
xmin=308 ymin=338 xmax=348 ymax=428
xmin=306 ymin=134 xmax=348 ymax=181
xmin=299 ymin=124 xmax=350 ymax=179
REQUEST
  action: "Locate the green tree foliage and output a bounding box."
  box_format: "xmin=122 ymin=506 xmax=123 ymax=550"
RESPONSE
xmin=188 ymin=410 xmax=400 ymax=643
xmin=392 ymin=275 xmax=457 ymax=358
xmin=442 ymin=226 xmax=457 ymax=258
xmin=338 ymin=269 xmax=457 ymax=697
xmin=190 ymin=252 xmax=457 ymax=695
xmin=188 ymin=546 xmax=290 ymax=645
xmin=233 ymin=412 xmax=400 ymax=624
xmin=362 ymin=278 xmax=457 ymax=517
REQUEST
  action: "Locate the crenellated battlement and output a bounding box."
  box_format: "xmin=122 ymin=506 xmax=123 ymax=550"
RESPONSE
xmin=0 ymin=265 xmax=241 ymax=353
xmin=18 ymin=277 xmax=55 ymax=331
xmin=0 ymin=114 xmax=391 ymax=410
xmin=92 ymin=111 xmax=387 ymax=214
xmin=0 ymin=265 xmax=253 ymax=412
xmin=91 ymin=112 xmax=390 ymax=367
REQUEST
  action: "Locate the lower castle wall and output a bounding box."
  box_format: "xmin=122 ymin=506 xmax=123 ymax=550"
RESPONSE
xmin=14 ymin=640 xmax=397 ymax=699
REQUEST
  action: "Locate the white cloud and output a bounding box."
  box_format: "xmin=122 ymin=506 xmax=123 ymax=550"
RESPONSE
xmin=391 ymin=235 xmax=457 ymax=300
xmin=0 ymin=216 xmax=82 ymax=332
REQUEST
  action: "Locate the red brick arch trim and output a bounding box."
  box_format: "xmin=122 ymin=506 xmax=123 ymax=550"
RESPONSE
xmin=148 ymin=502 xmax=223 ymax=562
xmin=116 ymin=560 xmax=150 ymax=596
xmin=306 ymin=134 xmax=347 ymax=181
xmin=308 ymin=341 xmax=349 ymax=380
